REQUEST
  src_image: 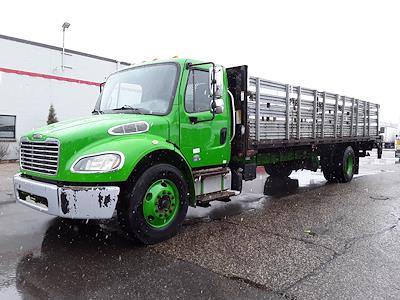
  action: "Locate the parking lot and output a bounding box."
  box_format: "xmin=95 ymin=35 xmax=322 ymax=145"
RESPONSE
xmin=1 ymin=150 xmax=399 ymax=299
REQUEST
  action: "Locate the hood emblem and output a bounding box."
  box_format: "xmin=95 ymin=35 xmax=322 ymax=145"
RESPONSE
xmin=32 ymin=133 xmax=43 ymax=139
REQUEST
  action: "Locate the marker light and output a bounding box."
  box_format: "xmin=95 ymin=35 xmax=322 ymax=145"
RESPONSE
xmin=108 ymin=121 xmax=149 ymax=135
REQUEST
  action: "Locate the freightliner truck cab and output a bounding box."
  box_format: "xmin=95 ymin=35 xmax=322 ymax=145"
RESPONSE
xmin=14 ymin=59 xmax=243 ymax=244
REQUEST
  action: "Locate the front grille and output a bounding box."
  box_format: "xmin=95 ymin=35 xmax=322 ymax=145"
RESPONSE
xmin=20 ymin=138 xmax=59 ymax=175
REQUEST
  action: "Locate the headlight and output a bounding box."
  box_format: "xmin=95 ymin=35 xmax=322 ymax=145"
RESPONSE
xmin=71 ymin=152 xmax=124 ymax=173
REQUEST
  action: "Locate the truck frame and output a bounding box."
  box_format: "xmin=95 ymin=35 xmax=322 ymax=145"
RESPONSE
xmin=14 ymin=59 xmax=382 ymax=244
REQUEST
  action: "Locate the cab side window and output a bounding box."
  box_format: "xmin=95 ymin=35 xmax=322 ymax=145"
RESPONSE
xmin=185 ymin=70 xmax=210 ymax=113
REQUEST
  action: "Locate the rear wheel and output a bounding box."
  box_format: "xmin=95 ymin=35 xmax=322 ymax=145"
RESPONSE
xmin=337 ymin=146 xmax=355 ymax=183
xmin=117 ymin=164 xmax=189 ymax=244
xmin=321 ymin=146 xmax=355 ymax=183
xmin=321 ymin=151 xmax=337 ymax=182
xmin=264 ymin=164 xmax=292 ymax=177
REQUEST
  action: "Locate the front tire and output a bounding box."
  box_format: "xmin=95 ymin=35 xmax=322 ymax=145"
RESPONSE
xmin=117 ymin=164 xmax=189 ymax=244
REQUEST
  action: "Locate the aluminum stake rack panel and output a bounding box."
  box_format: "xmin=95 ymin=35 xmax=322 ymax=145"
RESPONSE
xmin=247 ymin=76 xmax=380 ymax=148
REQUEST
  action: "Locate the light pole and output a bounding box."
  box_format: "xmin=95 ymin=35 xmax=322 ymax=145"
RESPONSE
xmin=61 ymin=22 xmax=70 ymax=71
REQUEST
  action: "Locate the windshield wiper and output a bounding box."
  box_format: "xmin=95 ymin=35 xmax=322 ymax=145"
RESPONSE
xmin=111 ymin=105 xmax=147 ymax=114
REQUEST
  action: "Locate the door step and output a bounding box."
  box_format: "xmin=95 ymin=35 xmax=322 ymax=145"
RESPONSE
xmin=192 ymin=167 xmax=229 ymax=179
xmin=196 ymin=190 xmax=238 ymax=207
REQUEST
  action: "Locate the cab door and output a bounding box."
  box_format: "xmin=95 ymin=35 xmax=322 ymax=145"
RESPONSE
xmin=179 ymin=67 xmax=231 ymax=168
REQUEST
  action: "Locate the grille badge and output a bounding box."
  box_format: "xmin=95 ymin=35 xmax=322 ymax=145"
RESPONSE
xmin=32 ymin=133 xmax=43 ymax=139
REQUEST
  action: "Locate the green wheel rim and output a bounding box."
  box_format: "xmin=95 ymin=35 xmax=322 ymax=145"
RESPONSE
xmin=142 ymin=179 xmax=180 ymax=229
xmin=346 ymin=155 xmax=353 ymax=176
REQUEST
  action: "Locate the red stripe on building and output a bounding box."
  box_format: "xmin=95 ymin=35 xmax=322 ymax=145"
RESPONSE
xmin=0 ymin=67 xmax=101 ymax=87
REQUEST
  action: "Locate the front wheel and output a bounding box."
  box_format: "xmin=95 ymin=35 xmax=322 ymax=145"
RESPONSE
xmin=117 ymin=164 xmax=189 ymax=244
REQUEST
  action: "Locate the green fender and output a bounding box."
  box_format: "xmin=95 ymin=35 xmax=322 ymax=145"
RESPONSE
xmin=121 ymin=134 xmax=197 ymax=207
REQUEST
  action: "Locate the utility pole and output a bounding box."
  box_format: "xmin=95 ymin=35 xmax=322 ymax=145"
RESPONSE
xmin=61 ymin=22 xmax=70 ymax=71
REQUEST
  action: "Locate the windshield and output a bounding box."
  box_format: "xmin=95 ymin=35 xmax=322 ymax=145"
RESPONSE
xmin=99 ymin=63 xmax=178 ymax=115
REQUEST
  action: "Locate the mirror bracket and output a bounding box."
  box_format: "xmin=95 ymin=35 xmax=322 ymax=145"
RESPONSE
xmin=99 ymin=82 xmax=105 ymax=93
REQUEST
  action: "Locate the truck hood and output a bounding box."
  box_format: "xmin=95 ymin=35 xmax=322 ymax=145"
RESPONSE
xmin=24 ymin=114 xmax=169 ymax=143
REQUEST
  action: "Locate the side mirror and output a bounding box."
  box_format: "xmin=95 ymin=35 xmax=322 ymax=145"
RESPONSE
xmin=209 ymin=66 xmax=223 ymax=99
xmin=100 ymin=82 xmax=105 ymax=93
xmin=210 ymin=98 xmax=224 ymax=114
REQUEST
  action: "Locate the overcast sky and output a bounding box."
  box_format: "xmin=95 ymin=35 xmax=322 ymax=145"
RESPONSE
xmin=1 ymin=0 xmax=399 ymax=124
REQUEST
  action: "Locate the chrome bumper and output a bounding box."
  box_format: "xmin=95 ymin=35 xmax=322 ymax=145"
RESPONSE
xmin=13 ymin=173 xmax=120 ymax=219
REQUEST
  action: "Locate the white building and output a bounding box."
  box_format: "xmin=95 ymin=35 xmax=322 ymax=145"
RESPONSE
xmin=0 ymin=34 xmax=130 ymax=159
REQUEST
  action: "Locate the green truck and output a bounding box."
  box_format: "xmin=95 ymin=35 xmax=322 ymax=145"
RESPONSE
xmin=14 ymin=58 xmax=382 ymax=244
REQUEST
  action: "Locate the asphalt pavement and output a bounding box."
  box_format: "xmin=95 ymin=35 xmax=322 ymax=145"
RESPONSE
xmin=0 ymin=150 xmax=399 ymax=299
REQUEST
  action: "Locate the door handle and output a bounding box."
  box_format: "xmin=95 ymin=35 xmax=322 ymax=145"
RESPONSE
xmin=220 ymin=128 xmax=227 ymax=144
xmin=189 ymin=116 xmax=198 ymax=124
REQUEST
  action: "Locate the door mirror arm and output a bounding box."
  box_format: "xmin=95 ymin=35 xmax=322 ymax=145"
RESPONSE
xmin=99 ymin=82 xmax=105 ymax=93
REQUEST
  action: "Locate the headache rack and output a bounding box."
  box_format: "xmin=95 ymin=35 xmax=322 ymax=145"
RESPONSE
xmin=245 ymin=76 xmax=380 ymax=149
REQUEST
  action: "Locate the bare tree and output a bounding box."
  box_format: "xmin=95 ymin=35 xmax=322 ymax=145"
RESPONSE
xmin=47 ymin=104 xmax=59 ymax=125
